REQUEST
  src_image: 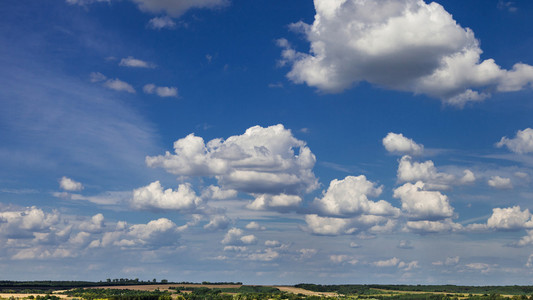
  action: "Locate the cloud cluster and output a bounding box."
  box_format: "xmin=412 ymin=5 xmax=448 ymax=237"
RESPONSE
xmin=0 ymin=206 xmax=187 ymax=260
xmin=397 ymin=156 xmax=474 ymax=189
xmin=496 ymin=128 xmax=533 ymax=154
xmin=313 ymin=175 xmax=399 ymax=217
xmin=131 ymin=181 xmax=202 ymax=211
xmin=221 ymin=228 xmax=257 ymax=246
xmin=279 ymin=0 xmax=533 ymax=106
xmin=393 ymin=181 xmax=454 ymax=221
xmin=468 ymin=206 xmax=533 ymax=231
xmin=146 ymin=124 xmax=318 ymax=195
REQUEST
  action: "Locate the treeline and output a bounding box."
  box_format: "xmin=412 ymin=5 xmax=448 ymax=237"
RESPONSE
xmin=368 ymin=285 xmax=533 ymax=296
xmin=296 ymin=284 xmax=533 ymax=296
xmin=0 ymin=279 xmax=175 ymax=292
xmin=64 ymin=288 xmax=172 ymax=300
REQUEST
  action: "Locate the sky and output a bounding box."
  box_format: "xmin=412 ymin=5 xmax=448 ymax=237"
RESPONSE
xmin=1 ymin=0 xmax=533 ymax=285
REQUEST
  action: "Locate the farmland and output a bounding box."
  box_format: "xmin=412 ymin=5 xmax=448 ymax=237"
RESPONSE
xmin=2 ymin=282 xmax=533 ymax=300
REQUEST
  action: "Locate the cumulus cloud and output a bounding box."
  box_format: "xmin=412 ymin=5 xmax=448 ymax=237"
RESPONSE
xmin=247 ymin=249 xmax=279 ymax=261
xmin=397 ymin=156 xmax=466 ymax=189
xmin=304 ymin=214 xmax=355 ymax=236
xmin=119 ymin=56 xmax=156 ymax=68
xmin=59 ymin=176 xmax=83 ymax=191
xmin=468 ymin=206 xmax=533 ymax=231
xmin=0 ymin=207 xmax=60 ymax=239
xmin=496 ymin=128 xmax=533 ymax=154
xmin=383 ymin=133 xmax=423 ymax=155
xmin=203 ymin=215 xmax=231 ymax=231
xmin=393 ymin=181 xmax=454 ymax=220
xmin=148 ymin=16 xmax=176 ymax=29
xmin=78 ymin=213 xmax=105 ymax=233
xmin=120 ymin=218 xmax=182 ymax=248
xmin=146 ymin=124 xmax=318 ymax=195
xmin=143 ymin=84 xmax=178 ymax=98
xmin=405 ymin=218 xmax=462 ymax=233
xmin=131 ymin=181 xmax=202 ymax=211
xmin=487 ymin=176 xmax=513 ymax=189
xmin=279 ymin=0 xmax=533 ymax=106
xmin=330 ymin=254 xmax=358 ymax=265
xmin=245 ymin=221 xmax=265 ymax=231
xmin=313 ymin=175 xmax=400 ymax=217
xmin=373 ymin=257 xmax=418 ymax=270
xmin=201 ymin=185 xmax=237 ymax=200
xmin=247 ymin=193 xmax=302 ymax=211
xmin=221 ymin=228 xmax=256 ymax=245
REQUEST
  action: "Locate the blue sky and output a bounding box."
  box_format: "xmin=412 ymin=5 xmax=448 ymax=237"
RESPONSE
xmin=1 ymin=0 xmax=533 ymax=285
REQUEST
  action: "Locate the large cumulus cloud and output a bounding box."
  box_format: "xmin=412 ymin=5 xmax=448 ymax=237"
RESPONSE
xmin=279 ymin=0 xmax=533 ymax=106
xmin=146 ymin=124 xmax=318 ymax=195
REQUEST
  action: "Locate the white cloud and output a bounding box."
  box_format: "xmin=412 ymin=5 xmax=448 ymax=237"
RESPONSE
xmin=393 ymin=181 xmax=454 ymax=220
xmin=487 ymin=176 xmax=513 ymax=189
xmin=130 ymin=0 xmax=228 ymax=17
xmin=469 ymin=206 xmax=533 ymax=231
xmin=119 ymin=56 xmax=156 ymax=68
xmin=59 ymin=176 xmax=83 ymax=191
xmin=245 ymin=221 xmax=265 ymax=231
xmin=383 ymin=133 xmax=424 ymax=155
xmin=279 ymin=0 xmax=533 ymax=106
xmin=103 ymin=78 xmax=136 ymax=93
xmin=146 ymin=124 xmax=318 ymax=195
xmin=148 ymin=16 xmax=176 ymax=29
xmin=247 ymin=193 xmax=302 ymax=211
xmin=78 ymin=213 xmax=105 ymax=233
xmin=247 ymin=248 xmax=279 ymax=261
xmin=460 ymin=169 xmax=476 ymax=184
xmin=265 ymin=240 xmax=280 ymax=247
xmin=405 ymin=219 xmax=462 ymax=233
xmin=0 ymin=207 xmax=60 ymax=239
xmin=313 ymin=175 xmax=399 ymax=217
xmin=465 ymin=263 xmax=491 ymax=273
xmin=527 ymin=254 xmax=533 ymax=267
xmin=203 ymin=215 xmax=230 ymax=231
xmin=373 ymin=257 xmax=418 ymax=270
xmin=221 ymin=228 xmax=256 ymax=245
xmin=143 ymin=84 xmax=178 ymax=98
xmin=374 ymin=257 xmax=401 ymax=267
xmin=330 ymin=254 xmax=358 ymax=265
xmin=201 ymin=185 xmax=237 ymax=200
xmin=121 ymin=218 xmax=181 ymax=247
xmin=299 ymin=248 xmax=317 ymax=259
xmin=303 ymin=214 xmax=355 ymax=236
xmin=496 ymin=128 xmax=533 ymax=154
xmin=131 ymin=181 xmax=202 ymax=211
xmin=433 ymin=256 xmax=460 ymax=266
xmin=397 ymin=156 xmax=458 ymax=189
